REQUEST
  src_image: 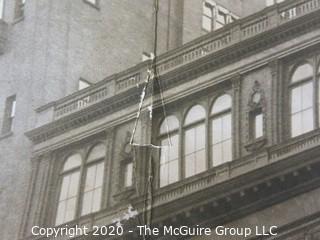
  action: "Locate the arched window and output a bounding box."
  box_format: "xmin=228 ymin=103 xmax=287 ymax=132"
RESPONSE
xmin=56 ymin=154 xmax=81 ymax=225
xmin=290 ymin=63 xmax=314 ymax=137
xmin=81 ymin=144 xmax=105 ymax=216
xmin=184 ymin=105 xmax=206 ymax=178
xmin=159 ymin=116 xmax=179 ymax=187
xmin=211 ymin=94 xmax=232 ymax=166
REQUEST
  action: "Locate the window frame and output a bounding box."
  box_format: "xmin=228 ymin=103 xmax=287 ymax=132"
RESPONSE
xmin=251 ymin=109 xmax=264 ymax=140
xmin=80 ymin=144 xmax=106 ymax=217
xmin=1 ymin=95 xmax=16 ymax=135
xmin=209 ymin=94 xmax=233 ymax=167
xmin=55 ymin=153 xmax=82 ymax=226
xmin=288 ymin=61 xmax=316 ymax=138
xmin=54 ymin=142 xmax=107 ymax=226
xmin=120 ymin=156 xmax=135 ymax=189
xmin=156 ymin=91 xmax=234 ymax=189
xmin=202 ymin=0 xmax=239 ymax=32
xmin=182 ymin=105 xmax=207 ymax=179
xmin=158 ymin=115 xmax=180 ymax=188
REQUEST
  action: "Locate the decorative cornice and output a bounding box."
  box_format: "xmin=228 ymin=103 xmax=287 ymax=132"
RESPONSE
xmin=26 ymin=8 xmax=320 ymax=144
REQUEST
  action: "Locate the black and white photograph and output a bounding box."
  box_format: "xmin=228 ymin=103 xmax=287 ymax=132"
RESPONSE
xmin=1 ymin=0 xmax=320 ymax=239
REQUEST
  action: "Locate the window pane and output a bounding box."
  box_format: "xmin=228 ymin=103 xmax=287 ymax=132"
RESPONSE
xmin=124 ymin=162 xmax=133 ymax=187
xmin=82 ymin=191 xmax=93 ymax=216
xmin=212 ymin=118 xmax=222 ymax=143
xmin=87 ymin=144 xmax=106 ymax=162
xmin=56 ymin=169 xmax=80 ymax=224
xmin=185 ymin=129 xmax=195 ymax=154
xmin=222 ymin=114 xmax=232 ymax=140
xmin=292 ymin=64 xmax=313 ymax=83
xmin=212 ymin=144 xmax=222 ymax=167
xmin=211 ymin=94 xmax=232 ymax=114
xmin=196 ymin=149 xmax=206 ymax=174
xmin=217 ymin=10 xmax=227 ymax=24
xmin=56 ymin=201 xmax=66 ymax=225
xmin=69 ymin=172 xmax=80 ymax=197
xmin=160 ymin=134 xmax=179 ymax=187
xmin=291 ymin=81 xmax=314 ymax=137
xmin=302 ymin=82 xmax=313 ymax=109
xmin=222 ymin=139 xmax=232 ymax=162
xmin=168 ymin=160 xmax=179 ymax=183
xmin=160 ymin=164 xmax=169 ymax=187
xmin=302 ymin=108 xmax=314 ymax=133
xmin=184 ymin=123 xmax=205 ymax=178
xmin=160 ymin=116 xmax=179 ymax=134
xmin=63 ymin=154 xmax=81 ymax=172
xmin=10 ymin=100 xmax=16 ymax=118
xmin=185 ymin=155 xmax=195 ymax=178
xmin=291 ymin=87 xmax=302 ymax=114
xmin=160 ymin=144 xmax=168 ymax=164
xmin=195 ymin=125 xmax=205 ymax=150
xmin=168 ymin=134 xmax=179 ymax=160
xmin=212 ymin=113 xmax=232 ymax=165
xmin=84 ymin=166 xmax=96 ymax=192
xmin=185 ymin=105 xmax=205 ymax=125
xmin=95 ymin=162 xmax=104 ymax=187
xmin=59 ymin=175 xmax=70 ymax=201
xmin=92 ymin=188 xmax=102 ymax=212
xmin=291 ymin=113 xmax=302 ymax=137
xmin=160 ymin=165 xmax=169 ymax=186
xmin=255 ymin=113 xmax=263 ymax=138
xmin=65 ymin=198 xmax=76 ymax=222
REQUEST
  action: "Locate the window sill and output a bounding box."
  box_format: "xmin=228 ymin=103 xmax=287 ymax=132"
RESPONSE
xmin=0 ymin=131 xmax=13 ymax=140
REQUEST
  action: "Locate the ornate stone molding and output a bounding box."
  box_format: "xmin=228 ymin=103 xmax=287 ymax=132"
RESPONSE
xmin=26 ymin=10 xmax=320 ymax=145
xmin=245 ymin=81 xmax=267 ymax=152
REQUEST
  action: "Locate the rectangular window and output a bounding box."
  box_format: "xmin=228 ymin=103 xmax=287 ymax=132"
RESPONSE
xmin=254 ymin=113 xmax=263 ymax=139
xmin=202 ymin=2 xmax=214 ymax=32
xmin=212 ymin=113 xmax=232 ymax=166
xmin=124 ymin=162 xmax=133 ymax=188
xmin=291 ymin=82 xmax=314 ymax=137
xmin=2 ymin=95 xmax=16 ymax=134
xmin=202 ymin=1 xmax=239 ymax=32
xmin=81 ymin=162 xmax=104 ymax=216
xmin=0 ymin=0 xmax=4 ymax=19
xmin=160 ymin=134 xmax=179 ymax=187
xmin=184 ymin=124 xmax=206 ymax=178
xmin=56 ymin=171 xmax=80 ymax=225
